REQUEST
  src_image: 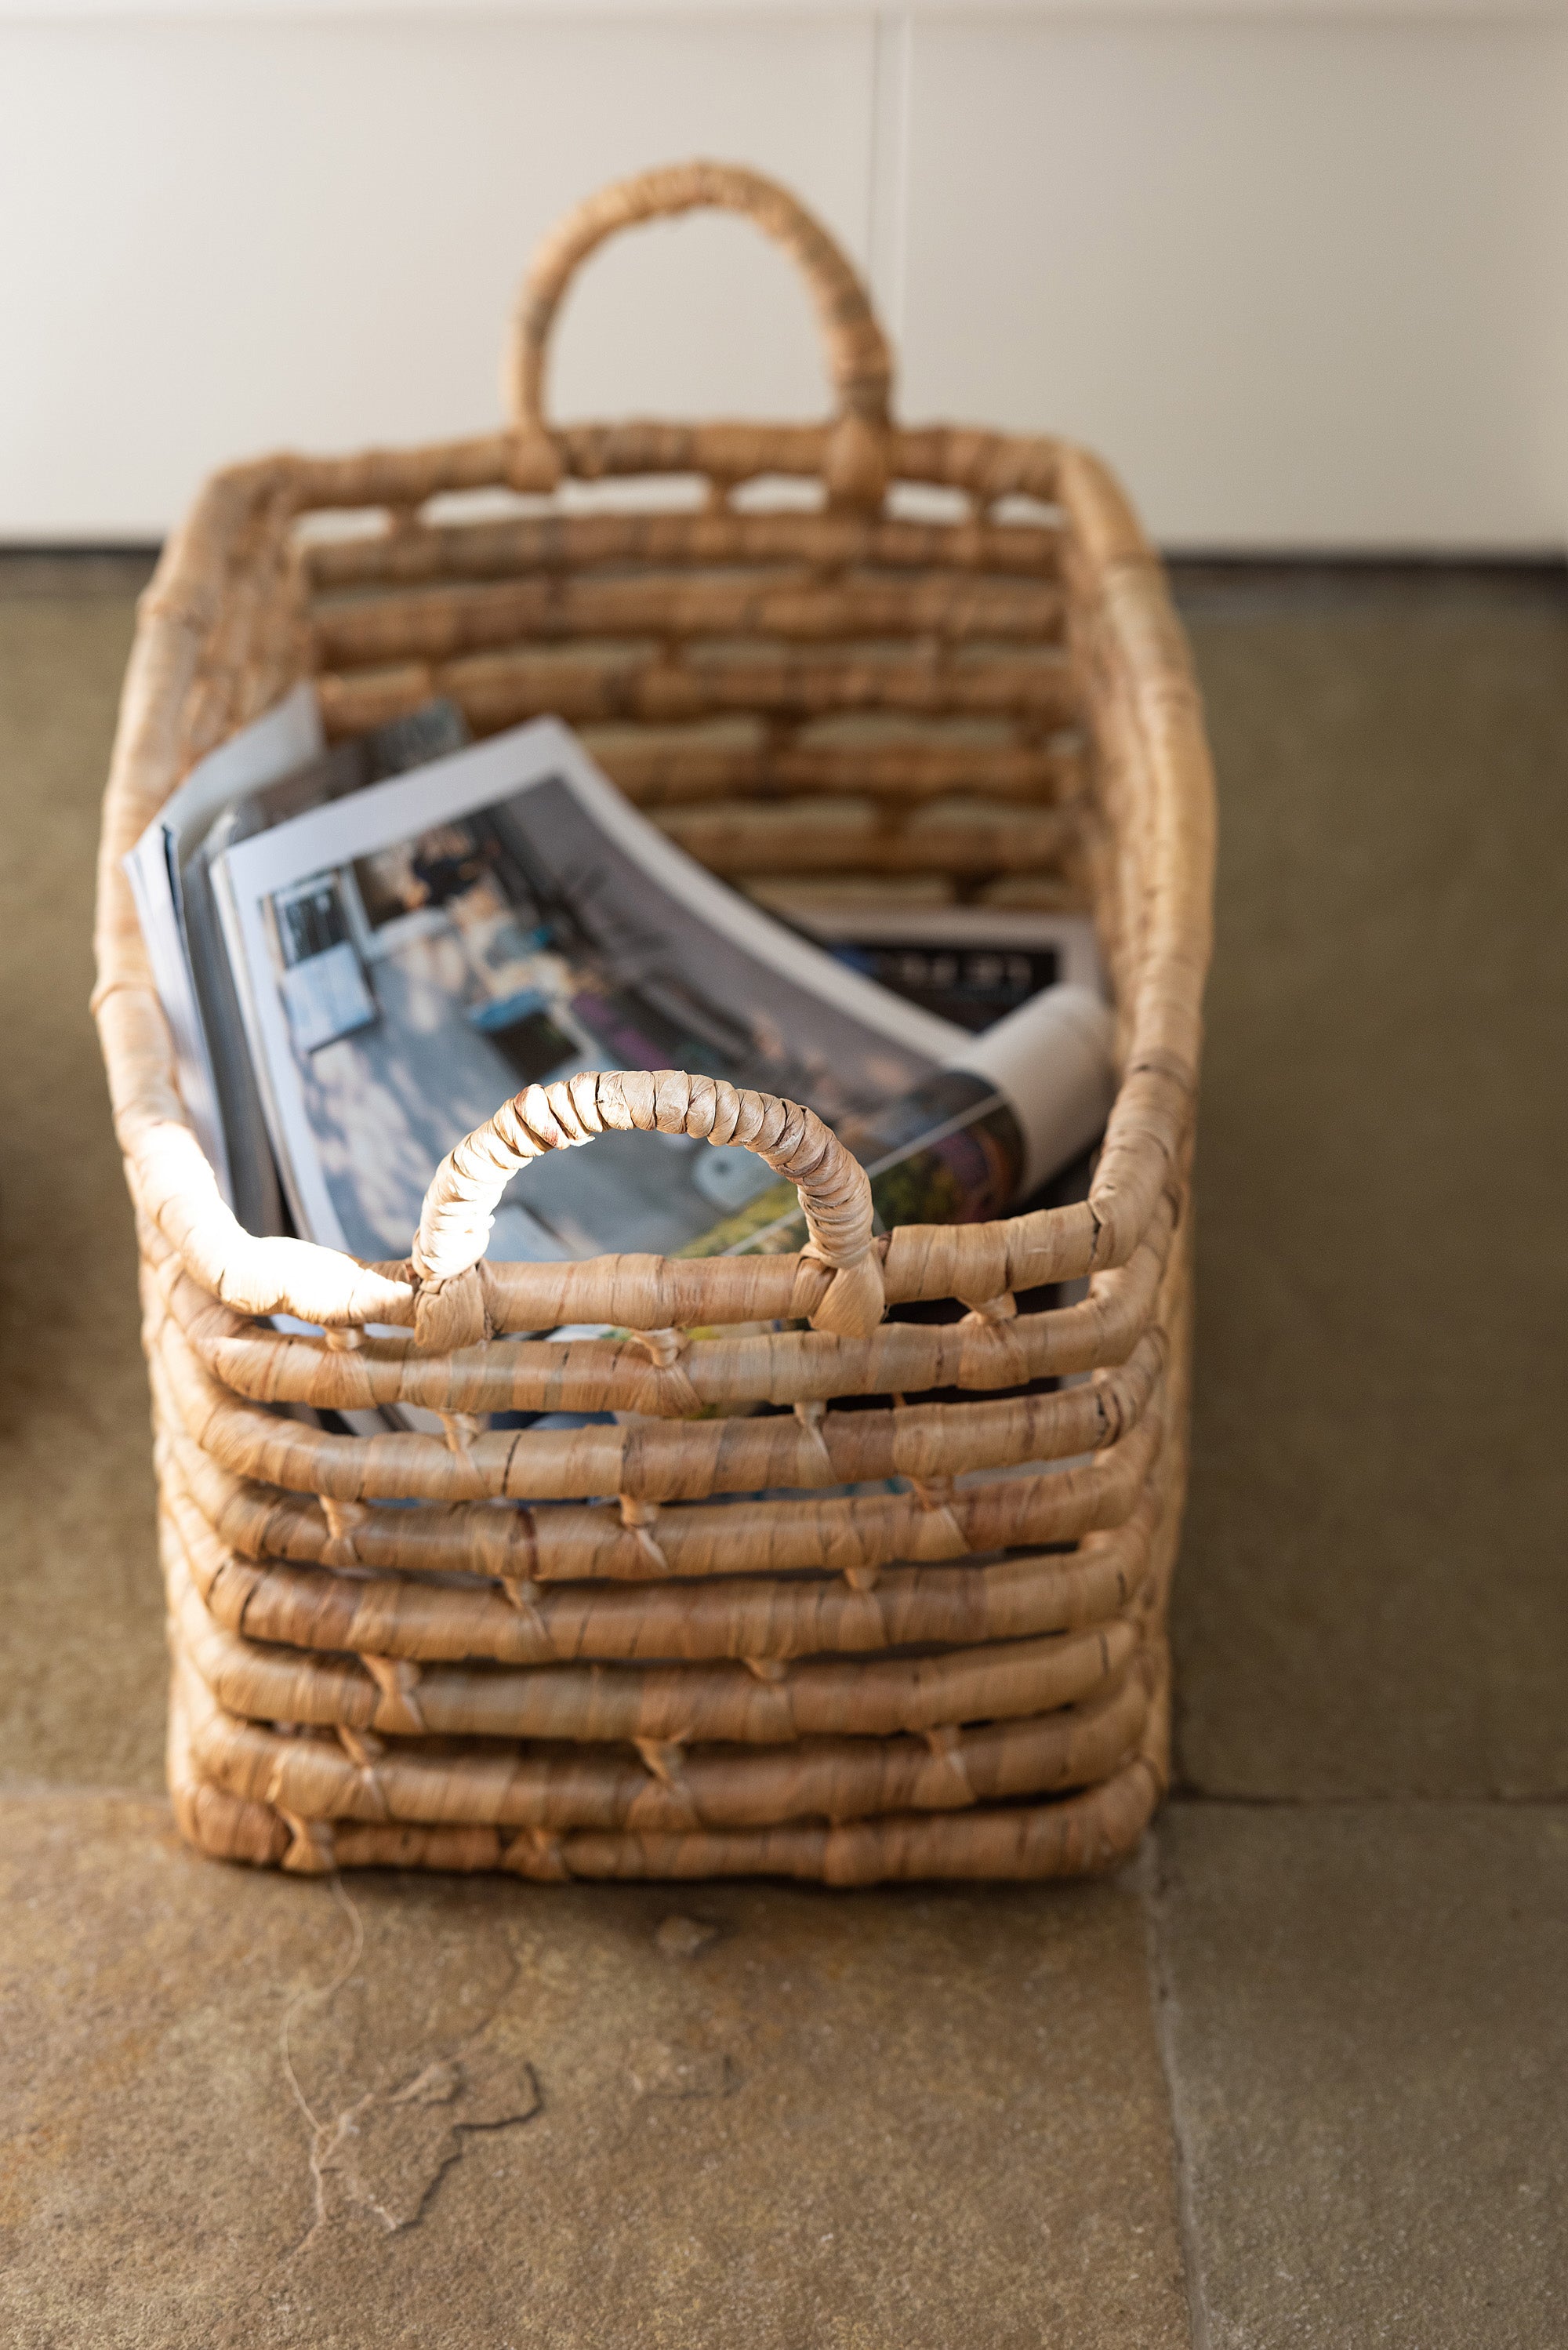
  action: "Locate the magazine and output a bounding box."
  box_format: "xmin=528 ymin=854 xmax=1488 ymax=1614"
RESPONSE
xmin=180 ymin=699 xmax=470 ymax=1235
xmin=123 ymin=689 xmax=470 ymax=1229
xmin=211 ymin=719 xmax=971 ymax=1273
xmin=125 ymin=692 xmax=474 ymax=1437
xmin=672 ymin=981 xmax=1115 ymax=1265
xmin=796 ymin=903 xmax=1104 ymax=1032
xmin=122 ymin=681 xmax=323 ymax=1204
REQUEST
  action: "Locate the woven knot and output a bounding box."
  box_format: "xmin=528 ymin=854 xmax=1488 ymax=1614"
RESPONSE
xmin=960 ymin=1290 xmax=1017 ymax=1324
xmin=412 ymin=1267 xmax=488 ymax=1351
xmin=503 ymin=429 xmax=564 ymax=495
xmin=336 ymin=1726 xmax=390 ymax=1819
xmin=336 ymin=1724 xmax=385 ymax=1765
xmin=279 ymin=1811 xmax=336 ymax=1876
xmin=792 ymin=1397 xmax=836 ymax=1478
xmin=799 ymin=1233 xmax=869 ymax=1276
xmin=619 ymin=1493 xmax=669 ymax=1575
xmin=438 ymin=1411 xmax=483 ymax=1460
xmin=361 ymin=1654 xmax=426 ymax=1732
xmin=920 ymin=1724 xmax=975 ymax=1803
xmin=320 ymin=1497 xmax=368 ymax=1559
xmin=909 ymin=1473 xmax=957 ymax=1510
xmin=634 ymin=1736 xmax=690 ymax=1784
xmin=506 ymin=1825 xmax=570 ymax=1880
xmin=627 ymin=1325 xmax=689 ymax=1369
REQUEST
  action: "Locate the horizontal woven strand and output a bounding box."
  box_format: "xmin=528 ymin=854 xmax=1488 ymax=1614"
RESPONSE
xmin=179 ymin=1657 xmax=1149 ymax=1835
xmin=405 ymin=1193 xmax=1107 ymax=1335
xmin=154 ymin=1195 xmax=1172 ymax=1418
xmin=168 ymin=1529 xmax=1138 ymax=1746
xmin=652 ymin=797 xmax=1071 ymax=877
xmin=167 ymin=1466 xmax=1156 ymax=1668
xmin=311 ymin=570 xmax=1065 ymax=670
xmin=554 ymin=1760 xmax=1161 ymax=1885
xmin=163 ymin=1266 xmax=1134 ymax=1415
xmin=492 ymin=418 xmax=1062 ymax=510
xmin=303 ymin=507 xmax=1065 ymax=594
xmin=154 ymin=1371 xmax=1162 ymax=1586
xmin=891 ymin=426 xmax=1065 ymax=508
xmin=167 ymin=1668 xmax=1165 ymax=1882
xmin=587 ymin=731 xmax=1080 ymax=809
xmin=149 ymin=1288 xmax=1164 ymax=1506
xmin=540 ymin=420 xmax=1061 ymax=508
xmin=315 ymin=643 xmax=1079 ymax=742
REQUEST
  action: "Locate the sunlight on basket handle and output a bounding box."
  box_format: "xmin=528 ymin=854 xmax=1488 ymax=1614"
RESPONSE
xmin=412 ymin=1067 xmax=884 ymax=1338
xmin=506 ymin=158 xmax=895 ymax=505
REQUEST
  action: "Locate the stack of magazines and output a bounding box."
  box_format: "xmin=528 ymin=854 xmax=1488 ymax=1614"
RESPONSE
xmin=127 ymin=690 xmax=1115 ymax=1300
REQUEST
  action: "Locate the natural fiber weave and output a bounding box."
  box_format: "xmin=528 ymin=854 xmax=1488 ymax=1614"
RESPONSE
xmin=94 ymin=161 xmax=1214 ymax=1881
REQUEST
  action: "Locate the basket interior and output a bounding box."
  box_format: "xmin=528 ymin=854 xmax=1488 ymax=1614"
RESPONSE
xmin=296 ymin=470 xmax=1094 ymax=939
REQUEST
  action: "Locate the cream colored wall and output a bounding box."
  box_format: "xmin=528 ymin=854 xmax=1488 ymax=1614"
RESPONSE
xmin=2 ymin=6 xmax=1566 ymax=547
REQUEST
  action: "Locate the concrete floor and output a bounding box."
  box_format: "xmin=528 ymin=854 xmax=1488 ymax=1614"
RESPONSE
xmin=1 ymin=555 xmax=1564 ymax=2347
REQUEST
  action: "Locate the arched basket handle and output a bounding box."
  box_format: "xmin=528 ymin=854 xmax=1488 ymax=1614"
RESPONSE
xmin=412 ymin=1066 xmax=885 ymax=1339
xmin=506 ymin=158 xmax=895 ymax=506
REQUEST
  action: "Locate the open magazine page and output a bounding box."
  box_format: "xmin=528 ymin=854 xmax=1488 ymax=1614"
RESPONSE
xmin=214 ymin=720 xmax=964 ymax=1271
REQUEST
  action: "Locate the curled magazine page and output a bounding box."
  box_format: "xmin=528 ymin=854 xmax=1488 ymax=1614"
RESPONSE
xmin=215 ymin=720 xmax=961 ymax=1269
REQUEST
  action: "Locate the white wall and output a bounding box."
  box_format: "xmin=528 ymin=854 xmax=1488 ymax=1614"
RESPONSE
xmin=2 ymin=5 xmax=1566 ymax=548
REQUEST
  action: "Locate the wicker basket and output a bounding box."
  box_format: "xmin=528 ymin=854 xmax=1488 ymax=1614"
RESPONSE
xmin=94 ymin=162 xmax=1214 ymax=1883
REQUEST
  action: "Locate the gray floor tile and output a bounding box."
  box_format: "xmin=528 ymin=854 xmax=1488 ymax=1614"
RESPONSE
xmin=0 ymin=1792 xmax=1190 ymax=2350
xmin=0 ymin=594 xmax=165 ymax=1790
xmin=1174 ymin=586 xmax=1568 ymax=1796
xmin=1154 ymin=1801 xmax=1568 ymax=2348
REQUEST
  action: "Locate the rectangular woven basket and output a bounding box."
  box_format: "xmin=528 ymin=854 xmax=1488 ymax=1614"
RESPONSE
xmin=94 ymin=162 xmax=1214 ymax=1883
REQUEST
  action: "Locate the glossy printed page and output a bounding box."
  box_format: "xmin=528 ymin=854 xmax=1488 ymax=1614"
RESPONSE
xmin=216 ymin=718 xmax=961 ymax=1266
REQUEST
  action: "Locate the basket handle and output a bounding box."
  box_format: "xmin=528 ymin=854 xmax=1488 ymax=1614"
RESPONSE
xmin=506 ymin=158 xmax=895 ymax=505
xmin=411 ymin=1066 xmax=884 ymax=1338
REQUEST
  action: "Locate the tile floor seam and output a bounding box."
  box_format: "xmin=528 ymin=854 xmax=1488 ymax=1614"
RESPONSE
xmin=1171 ymin=1789 xmax=1568 ymax=1809
xmin=1138 ymin=1840 xmax=1212 ymax=2350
